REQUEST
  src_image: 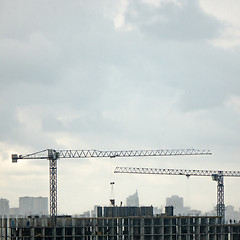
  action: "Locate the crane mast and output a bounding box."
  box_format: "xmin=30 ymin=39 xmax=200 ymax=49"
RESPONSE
xmin=114 ymin=167 xmax=240 ymax=223
xmin=48 ymin=149 xmax=58 ymax=217
xmin=11 ymin=148 xmax=211 ymax=217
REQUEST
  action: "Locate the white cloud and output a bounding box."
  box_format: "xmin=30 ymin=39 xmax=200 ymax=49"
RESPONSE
xmin=142 ymin=0 xmax=182 ymax=7
xmin=210 ymin=26 xmax=240 ymax=49
xmin=200 ymin=0 xmax=240 ymax=48
xmin=225 ymin=95 xmax=240 ymax=117
xmin=113 ymin=0 xmax=129 ymax=28
xmin=122 ymin=0 xmax=222 ymax=40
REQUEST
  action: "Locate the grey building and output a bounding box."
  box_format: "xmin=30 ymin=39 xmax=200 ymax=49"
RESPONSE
xmin=19 ymin=196 xmax=48 ymax=216
xmin=166 ymin=195 xmax=185 ymax=215
xmin=126 ymin=190 xmax=139 ymax=207
xmin=0 ymin=198 xmax=9 ymax=216
xmin=98 ymin=206 xmax=153 ymax=218
xmin=1 ymin=215 xmax=240 ymax=239
xmin=9 ymin=208 xmax=19 ymax=217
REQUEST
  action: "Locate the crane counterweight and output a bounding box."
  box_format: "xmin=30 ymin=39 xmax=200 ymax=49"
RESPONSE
xmin=12 ymin=154 xmax=18 ymax=163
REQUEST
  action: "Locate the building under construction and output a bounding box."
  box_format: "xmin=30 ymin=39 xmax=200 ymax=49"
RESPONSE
xmin=1 ymin=206 xmax=240 ymax=239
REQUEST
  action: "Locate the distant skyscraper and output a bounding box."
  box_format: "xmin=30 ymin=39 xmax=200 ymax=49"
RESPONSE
xmin=9 ymin=208 xmax=19 ymax=217
xmin=19 ymin=197 xmax=48 ymax=216
xmin=0 ymin=198 xmax=9 ymax=216
xmin=126 ymin=190 xmax=139 ymax=207
xmin=166 ymin=195 xmax=184 ymax=215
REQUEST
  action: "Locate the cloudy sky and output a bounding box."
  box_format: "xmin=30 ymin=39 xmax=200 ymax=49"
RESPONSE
xmin=0 ymin=0 xmax=240 ymax=215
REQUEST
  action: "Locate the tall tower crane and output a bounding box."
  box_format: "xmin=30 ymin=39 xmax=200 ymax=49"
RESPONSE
xmin=114 ymin=166 xmax=240 ymax=222
xmin=11 ymin=149 xmax=211 ymax=217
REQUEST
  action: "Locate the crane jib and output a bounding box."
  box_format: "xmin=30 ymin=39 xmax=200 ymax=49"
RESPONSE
xmin=114 ymin=167 xmax=240 ymax=177
xmin=11 ymin=148 xmax=212 ymax=217
xmin=114 ymin=166 xmax=240 ymax=223
xmin=12 ymin=148 xmax=212 ymax=160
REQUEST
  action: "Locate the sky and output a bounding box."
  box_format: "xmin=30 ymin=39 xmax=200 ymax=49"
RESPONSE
xmin=0 ymin=0 xmax=240 ymax=215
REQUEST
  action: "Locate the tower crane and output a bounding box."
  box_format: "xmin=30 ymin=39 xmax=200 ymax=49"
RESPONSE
xmin=114 ymin=166 xmax=240 ymax=222
xmin=11 ymin=148 xmax=211 ymax=217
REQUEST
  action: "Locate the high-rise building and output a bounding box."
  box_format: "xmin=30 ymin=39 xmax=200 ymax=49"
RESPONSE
xmin=9 ymin=208 xmax=19 ymax=217
xmin=225 ymin=205 xmax=240 ymax=222
xmin=126 ymin=190 xmax=139 ymax=207
xmin=91 ymin=205 xmax=101 ymax=218
xmin=166 ymin=195 xmax=184 ymax=215
xmin=0 ymin=198 xmax=9 ymax=216
xmin=19 ymin=196 xmax=48 ymax=216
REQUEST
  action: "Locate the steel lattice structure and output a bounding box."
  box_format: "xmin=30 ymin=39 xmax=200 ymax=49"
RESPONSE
xmin=48 ymin=150 xmax=58 ymax=217
xmin=11 ymin=148 xmax=211 ymax=217
xmin=12 ymin=148 xmax=211 ymax=160
xmin=114 ymin=167 xmax=240 ymax=222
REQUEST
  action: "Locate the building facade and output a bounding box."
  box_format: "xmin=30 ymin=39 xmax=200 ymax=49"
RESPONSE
xmin=1 ymin=215 xmax=240 ymax=239
xmin=98 ymin=206 xmax=153 ymax=218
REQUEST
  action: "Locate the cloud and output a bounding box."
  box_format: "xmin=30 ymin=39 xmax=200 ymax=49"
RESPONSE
xmin=200 ymin=0 xmax=240 ymax=48
xmin=123 ymin=0 xmax=222 ymax=40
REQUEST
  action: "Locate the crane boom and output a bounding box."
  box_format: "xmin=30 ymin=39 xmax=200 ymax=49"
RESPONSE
xmin=114 ymin=166 xmax=240 ymax=223
xmin=12 ymin=148 xmax=211 ymax=160
xmin=11 ymin=148 xmax=211 ymax=217
xmin=114 ymin=167 xmax=240 ymax=177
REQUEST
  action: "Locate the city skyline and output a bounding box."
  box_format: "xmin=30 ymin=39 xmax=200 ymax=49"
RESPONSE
xmin=2 ymin=193 xmax=240 ymax=223
xmin=0 ymin=196 xmax=48 ymax=217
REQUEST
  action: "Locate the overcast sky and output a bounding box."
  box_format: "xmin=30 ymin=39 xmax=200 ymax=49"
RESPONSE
xmin=0 ymin=0 xmax=240 ymax=215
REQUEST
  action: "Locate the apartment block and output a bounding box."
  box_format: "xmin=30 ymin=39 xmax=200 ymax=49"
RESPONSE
xmin=19 ymin=197 xmax=48 ymax=216
xmin=0 ymin=198 xmax=9 ymax=216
